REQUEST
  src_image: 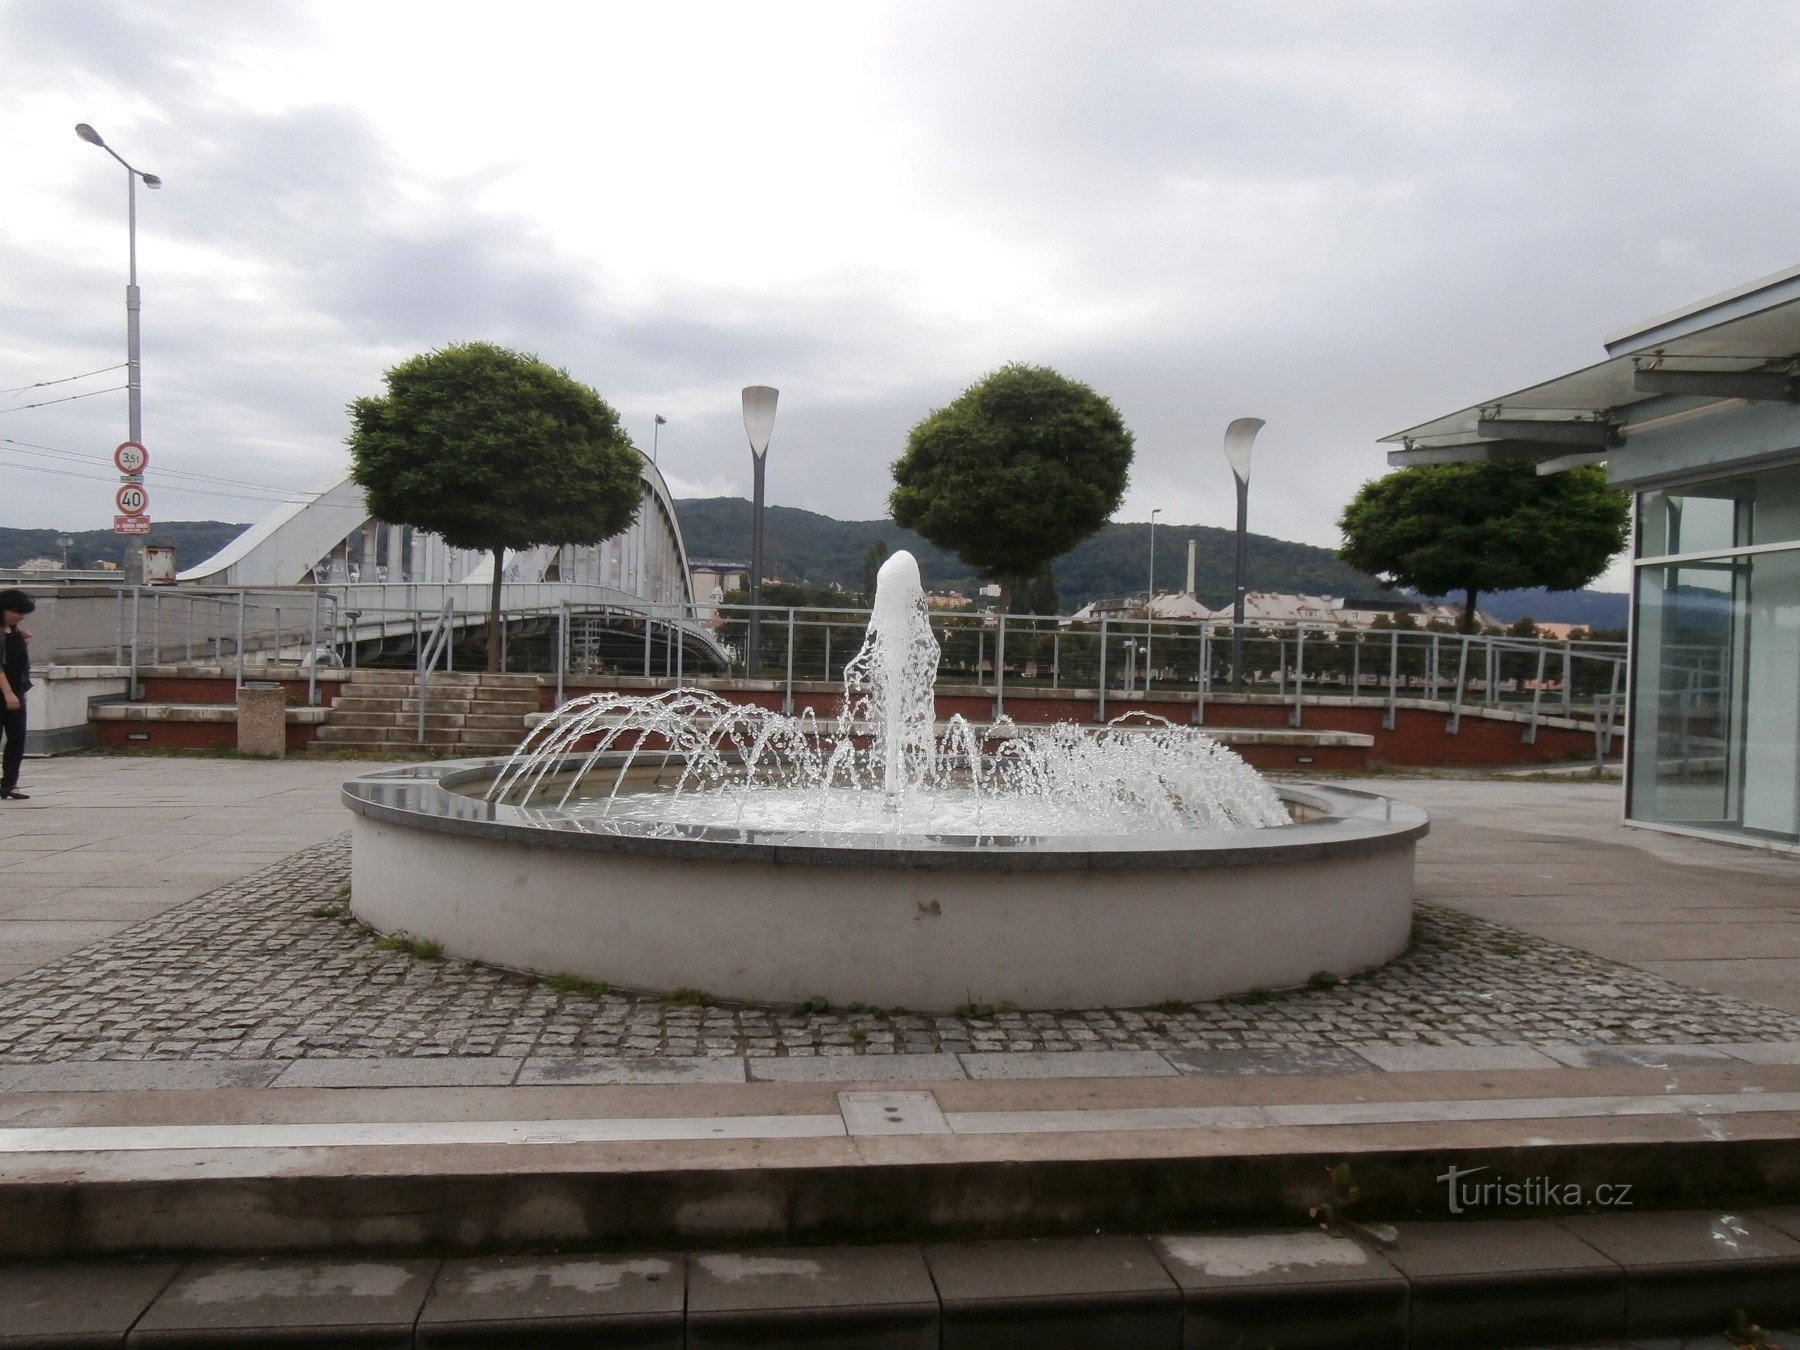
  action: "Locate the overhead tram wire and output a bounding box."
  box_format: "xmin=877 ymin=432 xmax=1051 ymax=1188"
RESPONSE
xmin=0 ymin=364 xmax=127 ymax=396
xmin=0 ymin=442 xmax=323 ymax=505
xmin=0 ymin=385 xmax=128 ymax=413
xmin=0 ymin=456 xmax=321 ymax=506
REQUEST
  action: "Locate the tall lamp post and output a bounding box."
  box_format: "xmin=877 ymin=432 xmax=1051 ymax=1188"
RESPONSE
xmin=1223 ymin=417 xmax=1265 ymax=692
xmin=1145 ymin=507 xmax=1161 ymax=687
xmin=741 ymin=386 xmax=779 ymax=676
xmin=75 ymin=122 xmax=161 ymax=585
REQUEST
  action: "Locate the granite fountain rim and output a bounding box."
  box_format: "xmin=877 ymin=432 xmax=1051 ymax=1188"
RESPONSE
xmin=340 ymin=756 xmax=1429 ymax=873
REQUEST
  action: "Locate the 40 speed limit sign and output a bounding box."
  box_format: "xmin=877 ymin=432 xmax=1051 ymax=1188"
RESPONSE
xmin=115 ymin=483 xmax=150 ymax=516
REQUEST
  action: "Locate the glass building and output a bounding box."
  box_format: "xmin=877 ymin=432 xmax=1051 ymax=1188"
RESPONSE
xmin=1383 ymin=266 xmax=1800 ymax=852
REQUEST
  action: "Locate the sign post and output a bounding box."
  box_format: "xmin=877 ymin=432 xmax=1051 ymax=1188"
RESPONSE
xmin=113 ymin=441 xmax=151 ymax=548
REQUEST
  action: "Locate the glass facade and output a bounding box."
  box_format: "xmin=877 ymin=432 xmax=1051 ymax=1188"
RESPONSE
xmin=1629 ymin=460 xmax=1800 ymax=845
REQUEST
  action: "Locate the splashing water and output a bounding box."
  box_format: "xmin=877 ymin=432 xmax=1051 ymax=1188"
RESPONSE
xmin=486 ymin=550 xmax=1289 ymax=838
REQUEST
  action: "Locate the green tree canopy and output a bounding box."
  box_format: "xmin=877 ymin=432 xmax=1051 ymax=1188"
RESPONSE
xmin=348 ymin=341 xmax=642 ymax=669
xmin=888 ymin=363 xmax=1133 ymax=613
xmin=1337 ymin=461 xmax=1629 ymax=632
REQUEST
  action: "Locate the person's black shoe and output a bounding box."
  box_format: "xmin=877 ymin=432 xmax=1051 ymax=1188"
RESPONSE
xmin=0 ymin=790 xmax=28 ymax=800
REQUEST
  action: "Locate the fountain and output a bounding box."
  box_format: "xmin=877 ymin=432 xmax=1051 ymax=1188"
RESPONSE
xmin=344 ymin=552 xmax=1426 ymax=1010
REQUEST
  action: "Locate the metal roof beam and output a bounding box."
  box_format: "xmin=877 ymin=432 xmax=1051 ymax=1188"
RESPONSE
xmin=1475 ymin=416 xmax=1620 ymax=447
xmin=1386 ymin=441 xmax=1556 ymax=468
xmin=1631 ymin=367 xmax=1799 ymax=403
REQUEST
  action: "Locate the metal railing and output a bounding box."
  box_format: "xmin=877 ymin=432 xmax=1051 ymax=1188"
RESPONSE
xmin=94 ymin=586 xmax=1639 ymax=758
xmin=702 ymin=602 xmax=1632 ymax=752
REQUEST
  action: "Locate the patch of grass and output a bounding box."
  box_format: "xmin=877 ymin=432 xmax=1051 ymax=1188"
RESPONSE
xmin=952 ymin=1000 xmax=1017 ymax=1019
xmin=795 ymin=995 xmax=831 ymax=1015
xmin=1492 ymin=941 xmax=1527 ymax=958
xmin=1149 ymin=999 xmax=1191 ymax=1014
xmin=546 ymin=973 xmax=612 ymax=1000
xmin=1228 ymin=986 xmax=1280 ymax=1005
xmin=661 ymin=987 xmax=712 ymax=1007
xmin=308 ymin=904 xmax=346 ymax=920
xmin=1306 ymin=970 xmax=1341 ymax=990
xmin=373 ymin=932 xmax=441 ymax=961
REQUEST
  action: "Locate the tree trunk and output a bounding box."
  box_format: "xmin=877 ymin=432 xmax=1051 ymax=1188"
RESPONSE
xmin=486 ymin=547 xmax=505 ymax=673
xmin=1460 ymin=588 xmax=1481 ymax=635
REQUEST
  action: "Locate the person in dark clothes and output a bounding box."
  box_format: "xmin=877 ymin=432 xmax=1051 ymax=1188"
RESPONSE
xmin=0 ymin=588 xmax=35 ymax=801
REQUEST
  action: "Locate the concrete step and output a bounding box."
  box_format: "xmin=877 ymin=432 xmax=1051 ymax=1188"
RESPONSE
xmin=328 ymin=696 xmax=538 ymax=716
xmin=314 ymin=726 xmax=470 ymax=747
xmin=8 ymin=1212 xmax=1797 ymax=1346
xmin=347 ymin=671 xmax=542 ymax=691
xmin=324 ymin=711 xmax=471 ymax=730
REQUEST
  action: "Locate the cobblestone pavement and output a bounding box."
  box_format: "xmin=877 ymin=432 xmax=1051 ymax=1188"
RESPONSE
xmin=1 ymin=834 xmax=1796 ymax=1065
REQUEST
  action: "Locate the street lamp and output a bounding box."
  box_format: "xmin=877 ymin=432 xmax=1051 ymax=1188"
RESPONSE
xmin=75 ymin=122 xmax=161 ymax=586
xmin=651 ymin=413 xmax=666 ymax=465
xmin=1223 ymin=417 xmax=1265 ymax=693
xmin=741 ymin=386 xmax=779 ymax=675
xmin=1145 ymin=507 xmax=1161 ymax=688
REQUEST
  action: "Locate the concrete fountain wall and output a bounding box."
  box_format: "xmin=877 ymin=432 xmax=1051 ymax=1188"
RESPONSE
xmin=343 ymin=759 xmax=1427 ymax=1012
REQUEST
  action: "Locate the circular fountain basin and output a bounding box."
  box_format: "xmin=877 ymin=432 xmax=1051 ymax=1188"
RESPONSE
xmin=342 ymin=758 xmax=1428 ymax=1012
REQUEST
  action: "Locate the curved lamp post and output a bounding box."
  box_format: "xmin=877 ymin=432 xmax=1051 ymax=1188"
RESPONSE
xmin=741 ymin=386 xmax=779 ymax=675
xmin=1223 ymin=417 xmax=1265 ymax=692
xmin=76 ymin=123 xmax=161 ymax=585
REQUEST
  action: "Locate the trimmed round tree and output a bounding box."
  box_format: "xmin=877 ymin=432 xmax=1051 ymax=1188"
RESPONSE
xmin=1337 ymin=461 xmax=1629 ymax=632
xmin=889 ymin=363 xmax=1134 ymax=616
xmin=348 ymin=342 xmax=642 ymax=671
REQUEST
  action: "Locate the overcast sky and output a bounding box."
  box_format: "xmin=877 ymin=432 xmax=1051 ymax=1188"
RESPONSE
xmin=4 ymin=0 xmax=1797 ymax=590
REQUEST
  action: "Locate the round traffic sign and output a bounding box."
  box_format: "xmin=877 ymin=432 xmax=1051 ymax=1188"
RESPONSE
xmin=116 ymin=483 xmax=149 ymax=516
xmin=114 ymin=441 xmax=150 ymax=474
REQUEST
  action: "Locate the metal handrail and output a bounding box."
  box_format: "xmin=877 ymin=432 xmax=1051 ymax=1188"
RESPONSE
xmin=415 ymin=599 xmax=456 ymax=745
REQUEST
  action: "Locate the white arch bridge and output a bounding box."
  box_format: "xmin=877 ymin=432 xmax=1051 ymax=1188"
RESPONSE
xmin=170 ymin=456 xmax=728 ymax=674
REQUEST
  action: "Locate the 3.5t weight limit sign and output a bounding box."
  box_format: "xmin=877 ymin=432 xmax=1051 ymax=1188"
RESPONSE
xmin=114 ymin=441 xmax=150 ymax=475
xmin=115 ymin=483 xmax=149 ymax=516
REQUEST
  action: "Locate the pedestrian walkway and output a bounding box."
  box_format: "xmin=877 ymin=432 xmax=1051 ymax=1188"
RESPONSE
xmin=1 ymin=757 xmax=1797 ymax=1345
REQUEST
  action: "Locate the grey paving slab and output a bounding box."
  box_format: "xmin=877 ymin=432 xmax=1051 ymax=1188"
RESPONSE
xmin=0 ymin=1061 xmax=284 ymax=1092
xmin=748 ymin=1053 xmax=966 ymax=1083
xmin=270 ymin=1057 xmax=523 ymax=1089
xmin=925 ymin=1236 xmax=1181 ymax=1350
xmin=1383 ymin=1219 xmax=1625 ymax=1348
xmin=958 ymin=1050 xmax=1176 ymax=1079
xmin=130 ymin=1256 xmax=440 ymax=1346
xmin=1537 ymin=1043 xmax=1744 ymax=1069
xmin=515 ymin=1056 xmax=748 ymax=1085
xmin=417 ymin=1252 xmax=684 ymax=1349
xmin=1351 ymin=1043 xmax=1565 ymax=1072
xmin=1151 ymin=1229 xmax=1406 ymax=1349
xmin=1556 ymin=1210 xmax=1800 ymax=1337
xmin=688 ymin=1246 xmax=938 ymax=1350
xmin=1163 ymin=1046 xmax=1380 ymax=1077
xmin=0 ymin=1258 xmax=181 ymax=1346
xmin=1756 ymin=1205 xmax=1800 ymax=1242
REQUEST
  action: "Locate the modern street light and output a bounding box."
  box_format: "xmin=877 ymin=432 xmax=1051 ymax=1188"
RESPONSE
xmin=1223 ymin=417 xmax=1266 ymax=693
xmin=1145 ymin=507 xmax=1161 ymax=688
xmin=75 ymin=122 xmax=161 ymax=585
xmin=741 ymin=386 xmax=779 ymax=675
xmin=651 ymin=413 xmax=666 ymax=465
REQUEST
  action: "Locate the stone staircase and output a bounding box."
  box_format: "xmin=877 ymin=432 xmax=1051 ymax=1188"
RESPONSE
xmin=313 ymin=670 xmax=541 ymax=756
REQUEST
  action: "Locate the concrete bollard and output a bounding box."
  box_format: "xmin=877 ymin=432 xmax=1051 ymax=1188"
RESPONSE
xmin=236 ymin=682 xmax=287 ymax=759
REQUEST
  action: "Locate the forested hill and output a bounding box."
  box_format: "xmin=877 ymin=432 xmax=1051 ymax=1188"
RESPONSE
xmin=2 ymin=507 xmax=1628 ymax=627
xmin=672 ymin=498 xmax=1388 ymax=611
xmin=0 ymin=521 xmax=250 ymax=572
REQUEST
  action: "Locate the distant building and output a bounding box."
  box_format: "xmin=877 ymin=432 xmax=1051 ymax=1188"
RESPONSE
xmin=688 ymin=559 xmax=748 ymax=626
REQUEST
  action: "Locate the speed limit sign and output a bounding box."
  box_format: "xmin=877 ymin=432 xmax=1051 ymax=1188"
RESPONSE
xmin=116 ymin=483 xmax=150 ymax=516
xmin=114 ymin=441 xmax=150 ymax=475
